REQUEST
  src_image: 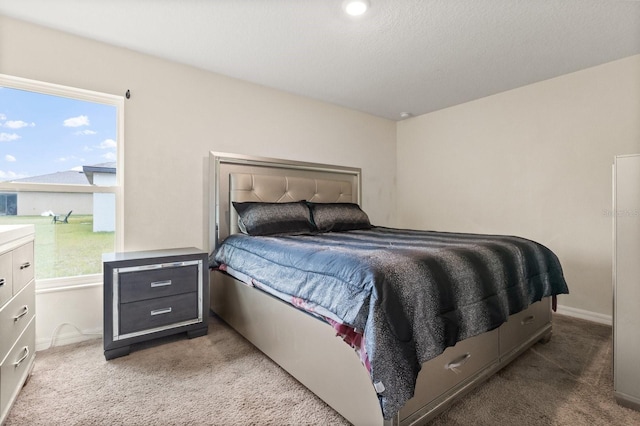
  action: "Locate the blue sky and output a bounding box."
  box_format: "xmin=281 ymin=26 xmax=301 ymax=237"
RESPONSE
xmin=0 ymin=86 xmax=117 ymax=181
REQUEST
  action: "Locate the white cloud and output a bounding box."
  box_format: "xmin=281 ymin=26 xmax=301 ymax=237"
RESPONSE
xmin=5 ymin=155 xmax=16 ymax=162
xmin=56 ymin=155 xmax=85 ymax=163
xmin=4 ymin=120 xmax=33 ymax=129
xmin=0 ymin=170 xmax=25 ymax=180
xmin=99 ymin=139 xmax=116 ymax=149
xmin=0 ymin=113 xmax=6 ymax=120
xmin=0 ymin=133 xmax=20 ymax=142
xmin=70 ymin=166 xmax=83 ymax=172
xmin=75 ymin=129 xmax=97 ymax=136
xmin=63 ymin=115 xmax=90 ymax=127
xmin=102 ymin=152 xmax=116 ymax=161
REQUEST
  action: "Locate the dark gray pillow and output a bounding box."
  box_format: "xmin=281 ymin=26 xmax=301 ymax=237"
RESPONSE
xmin=307 ymin=202 xmax=372 ymax=232
xmin=232 ymin=201 xmax=315 ymax=236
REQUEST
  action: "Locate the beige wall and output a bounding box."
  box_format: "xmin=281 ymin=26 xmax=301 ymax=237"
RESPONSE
xmin=0 ymin=15 xmax=397 ymax=254
xmin=397 ymin=55 xmax=640 ymax=319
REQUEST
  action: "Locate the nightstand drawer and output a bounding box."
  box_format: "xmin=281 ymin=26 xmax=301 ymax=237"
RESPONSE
xmin=0 ymin=252 xmax=12 ymax=309
xmin=0 ymin=281 xmax=35 ymax=361
xmin=119 ymin=292 xmax=198 ymax=335
xmin=119 ymin=265 xmax=199 ymax=303
xmin=11 ymin=242 xmax=34 ymax=295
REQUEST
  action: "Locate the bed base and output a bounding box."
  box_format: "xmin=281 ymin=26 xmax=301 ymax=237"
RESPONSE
xmin=208 ymin=152 xmax=554 ymax=424
xmin=210 ymin=270 xmax=552 ymax=426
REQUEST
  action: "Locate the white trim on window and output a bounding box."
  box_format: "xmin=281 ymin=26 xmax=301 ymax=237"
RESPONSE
xmin=0 ymin=73 xmax=125 ymax=287
xmin=36 ymin=274 xmax=103 ymax=294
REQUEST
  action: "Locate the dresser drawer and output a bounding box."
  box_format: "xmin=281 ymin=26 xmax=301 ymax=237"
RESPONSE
xmin=400 ymin=328 xmax=499 ymax=420
xmin=0 ymin=281 xmax=35 ymax=361
xmin=499 ymin=299 xmax=551 ymax=356
xmin=0 ymin=317 xmax=35 ymax=420
xmin=11 ymin=242 xmax=34 ymax=295
xmin=119 ymin=292 xmax=198 ymax=336
xmin=119 ymin=265 xmax=199 ymax=303
xmin=0 ymin=252 xmax=12 ymax=309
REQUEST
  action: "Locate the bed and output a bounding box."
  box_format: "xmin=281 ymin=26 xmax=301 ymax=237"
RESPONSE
xmin=208 ymin=152 xmax=568 ymax=425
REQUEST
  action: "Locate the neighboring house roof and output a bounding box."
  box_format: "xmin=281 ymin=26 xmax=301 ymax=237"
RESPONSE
xmin=82 ymin=162 xmax=116 ymax=185
xmin=8 ymin=162 xmax=116 ymax=185
xmin=10 ymin=170 xmax=90 ymax=185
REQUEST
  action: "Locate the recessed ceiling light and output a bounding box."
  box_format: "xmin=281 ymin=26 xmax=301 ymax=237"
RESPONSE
xmin=400 ymin=112 xmax=412 ymax=119
xmin=343 ymin=0 xmax=370 ymax=17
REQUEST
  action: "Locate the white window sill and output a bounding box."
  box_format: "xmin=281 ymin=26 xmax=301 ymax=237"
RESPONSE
xmin=36 ymin=274 xmax=103 ymax=294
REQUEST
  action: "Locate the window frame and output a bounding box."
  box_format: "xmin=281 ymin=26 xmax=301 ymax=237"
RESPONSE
xmin=0 ymin=73 xmax=125 ymax=287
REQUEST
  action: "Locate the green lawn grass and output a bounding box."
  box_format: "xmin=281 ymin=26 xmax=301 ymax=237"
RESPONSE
xmin=0 ymin=215 xmax=115 ymax=279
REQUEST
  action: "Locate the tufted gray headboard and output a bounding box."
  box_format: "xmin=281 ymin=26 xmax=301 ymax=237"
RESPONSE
xmin=209 ymin=152 xmax=361 ymax=251
xmin=229 ymin=173 xmax=356 ymax=235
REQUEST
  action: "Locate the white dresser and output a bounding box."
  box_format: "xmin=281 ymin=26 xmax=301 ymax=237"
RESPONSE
xmin=0 ymin=225 xmax=35 ymax=424
xmin=613 ymin=155 xmax=640 ymax=411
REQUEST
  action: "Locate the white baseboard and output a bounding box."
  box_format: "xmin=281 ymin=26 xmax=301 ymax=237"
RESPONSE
xmin=555 ymin=304 xmax=612 ymax=326
xmin=36 ymin=326 xmax=102 ymax=351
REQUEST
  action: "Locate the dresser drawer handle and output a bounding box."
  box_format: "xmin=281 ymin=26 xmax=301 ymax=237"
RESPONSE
xmin=150 ymin=280 xmax=172 ymax=288
xmin=0 ymin=278 xmax=5 ymax=286
xmin=521 ymin=315 xmax=535 ymax=325
xmin=445 ymin=352 xmax=471 ymax=372
xmin=13 ymin=346 xmax=29 ymax=368
xmin=150 ymin=307 xmax=172 ymax=316
xmin=13 ymin=305 xmax=29 ymax=322
xmin=20 ymin=262 xmax=31 ymax=270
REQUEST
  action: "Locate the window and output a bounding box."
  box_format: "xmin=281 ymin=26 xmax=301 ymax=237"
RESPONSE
xmin=0 ymin=193 xmax=17 ymax=215
xmin=0 ymin=74 xmax=124 ymax=283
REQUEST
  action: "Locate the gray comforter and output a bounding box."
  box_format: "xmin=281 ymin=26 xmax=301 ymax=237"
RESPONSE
xmin=212 ymin=227 xmax=569 ymax=420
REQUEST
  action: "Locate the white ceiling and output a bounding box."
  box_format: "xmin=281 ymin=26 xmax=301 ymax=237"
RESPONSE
xmin=1 ymin=0 xmax=639 ymax=120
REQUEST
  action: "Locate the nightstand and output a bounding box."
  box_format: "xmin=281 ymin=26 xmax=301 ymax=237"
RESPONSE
xmin=103 ymin=247 xmax=209 ymax=360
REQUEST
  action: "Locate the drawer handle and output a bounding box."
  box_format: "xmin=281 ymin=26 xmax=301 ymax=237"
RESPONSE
xmin=150 ymin=280 xmax=172 ymax=288
xmin=445 ymin=352 xmax=472 ymax=373
xmin=20 ymin=262 xmax=31 ymax=270
xmin=13 ymin=346 xmax=30 ymax=368
xmin=150 ymin=307 xmax=172 ymax=316
xmin=13 ymin=305 xmax=29 ymax=322
xmin=521 ymin=315 xmax=535 ymax=325
xmin=0 ymin=278 xmax=4 ymax=286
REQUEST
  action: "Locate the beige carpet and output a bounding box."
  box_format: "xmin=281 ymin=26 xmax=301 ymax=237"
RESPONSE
xmin=5 ymin=314 xmax=640 ymax=425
